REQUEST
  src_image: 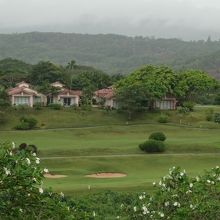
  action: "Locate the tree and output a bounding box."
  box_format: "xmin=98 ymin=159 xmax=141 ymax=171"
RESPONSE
xmin=0 ymin=86 xmax=10 ymax=106
xmin=29 ymin=61 xmax=64 ymax=85
xmin=174 ymin=70 xmax=219 ymax=104
xmin=71 ymin=71 xmax=112 ymax=90
xmin=115 ymin=65 xmax=175 ymax=119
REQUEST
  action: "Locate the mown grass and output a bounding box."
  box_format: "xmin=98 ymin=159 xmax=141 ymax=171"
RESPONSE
xmin=41 ymin=154 xmax=220 ymax=196
xmin=1 ymin=105 xmax=220 ymax=195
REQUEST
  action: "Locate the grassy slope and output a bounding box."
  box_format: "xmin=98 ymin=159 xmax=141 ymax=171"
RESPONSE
xmin=1 ymin=106 xmax=220 ymax=195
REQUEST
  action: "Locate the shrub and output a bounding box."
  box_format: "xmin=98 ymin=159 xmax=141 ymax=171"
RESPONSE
xmin=177 ymin=106 xmax=190 ymax=114
xmin=158 ymin=114 xmax=169 ymax=123
xmin=48 ymin=103 xmax=62 ymax=110
xmin=33 ymin=102 xmax=42 ymax=110
xmin=205 ymin=108 xmax=214 ymax=121
xmin=0 ymin=111 xmax=7 ymax=124
xmin=15 ymin=117 xmax=38 ymax=130
xmin=182 ymin=101 xmax=195 ymax=112
xmin=214 ymin=94 xmax=220 ymax=105
xmin=149 ymin=132 xmax=166 ymax=141
xmin=139 ymin=140 xmax=166 ymax=153
xmin=122 ymin=166 xmax=220 ymax=220
xmin=0 ymin=142 xmax=78 ymax=219
xmin=214 ymin=113 xmax=220 ymax=123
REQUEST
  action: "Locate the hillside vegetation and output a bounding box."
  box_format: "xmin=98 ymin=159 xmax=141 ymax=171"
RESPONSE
xmin=1 ymin=32 xmax=220 ymax=77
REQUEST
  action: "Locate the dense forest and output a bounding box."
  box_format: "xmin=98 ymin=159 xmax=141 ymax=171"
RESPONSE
xmin=0 ymin=32 xmax=220 ymax=78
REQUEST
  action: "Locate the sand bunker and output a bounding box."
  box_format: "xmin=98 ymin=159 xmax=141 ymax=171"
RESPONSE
xmin=44 ymin=173 xmax=67 ymax=179
xmin=85 ymin=172 xmax=127 ymax=178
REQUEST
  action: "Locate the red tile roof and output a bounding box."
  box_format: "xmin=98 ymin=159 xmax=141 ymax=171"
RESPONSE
xmin=95 ymin=87 xmax=114 ymax=99
xmin=58 ymin=89 xmax=82 ymax=96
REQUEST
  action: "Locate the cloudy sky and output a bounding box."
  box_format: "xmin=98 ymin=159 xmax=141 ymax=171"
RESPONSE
xmin=0 ymin=0 xmax=220 ymax=40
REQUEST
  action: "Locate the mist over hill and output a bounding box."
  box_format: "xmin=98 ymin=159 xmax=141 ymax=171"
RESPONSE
xmin=0 ymin=32 xmax=220 ymax=78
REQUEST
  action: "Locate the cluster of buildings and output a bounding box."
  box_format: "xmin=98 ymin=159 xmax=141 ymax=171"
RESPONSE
xmin=7 ymin=81 xmax=177 ymax=110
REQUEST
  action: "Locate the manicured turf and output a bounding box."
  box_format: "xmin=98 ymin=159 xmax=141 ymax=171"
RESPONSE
xmin=1 ymin=106 xmax=220 ymax=195
xmin=41 ymin=154 xmax=220 ymax=196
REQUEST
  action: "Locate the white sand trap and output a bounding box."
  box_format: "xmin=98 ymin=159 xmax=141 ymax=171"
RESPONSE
xmin=44 ymin=173 xmax=67 ymax=179
xmin=85 ymin=172 xmax=127 ymax=178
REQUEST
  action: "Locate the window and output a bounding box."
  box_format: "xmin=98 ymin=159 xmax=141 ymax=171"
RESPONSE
xmin=14 ymin=96 xmax=30 ymax=105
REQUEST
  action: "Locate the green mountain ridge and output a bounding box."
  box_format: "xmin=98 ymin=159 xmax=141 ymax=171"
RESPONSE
xmin=0 ymin=32 xmax=220 ymax=78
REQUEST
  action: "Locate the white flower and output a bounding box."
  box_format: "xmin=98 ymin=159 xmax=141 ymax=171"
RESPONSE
xmin=32 ymin=153 xmax=36 ymax=157
xmin=190 ymin=204 xmax=195 ymax=210
xmin=134 ymin=206 xmax=137 ymax=212
xmin=44 ymin=168 xmax=49 ymax=173
xmin=19 ymin=208 xmax=23 ymax=213
xmin=33 ymin=178 xmax=36 ymax=182
xmin=153 ymin=182 xmax=156 ymax=186
xmin=4 ymin=167 xmax=11 ymax=176
xmin=36 ymin=158 xmax=40 ymax=164
xmin=196 ymin=176 xmax=200 ymax=182
xmin=27 ymin=193 xmax=30 ymax=197
xmin=186 ymin=190 xmax=192 ymax=194
xmin=165 ymin=201 xmax=169 ymax=207
xmin=173 ymin=202 xmax=180 ymax=207
xmin=180 ymin=172 xmax=184 ymax=176
xmin=189 ymin=183 xmax=193 ymax=188
xmin=216 ymin=166 xmax=219 ymax=169
xmin=159 ymin=181 xmax=162 ymax=186
xmin=9 ymin=152 xmax=13 ymax=156
xmin=39 ymin=187 xmax=43 ymax=194
xmin=26 ymin=158 xmax=31 ymax=165
xmin=93 ymin=211 xmax=96 ymax=217
xmin=207 ymin=180 xmax=211 ymax=184
xmin=12 ymin=142 xmax=15 ymax=149
xmin=116 ymin=216 xmax=120 ymax=219
xmin=60 ymin=192 xmax=64 ymax=197
xmin=139 ymin=195 xmax=143 ymax=200
xmin=159 ymin=212 xmax=164 ymax=218
xmin=142 ymin=206 xmax=149 ymax=215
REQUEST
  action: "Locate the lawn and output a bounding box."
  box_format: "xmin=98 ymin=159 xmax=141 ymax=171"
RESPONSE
xmin=1 ymin=106 xmax=220 ymax=196
xmin=1 ymin=123 xmax=220 ymax=195
xmin=41 ymin=154 xmax=220 ymax=196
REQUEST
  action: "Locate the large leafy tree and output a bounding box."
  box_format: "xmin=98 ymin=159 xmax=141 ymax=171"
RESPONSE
xmin=29 ymin=61 xmax=64 ymax=85
xmin=115 ymin=65 xmax=175 ymax=119
xmin=174 ymin=70 xmax=219 ymax=103
xmin=71 ymin=71 xmax=112 ymax=90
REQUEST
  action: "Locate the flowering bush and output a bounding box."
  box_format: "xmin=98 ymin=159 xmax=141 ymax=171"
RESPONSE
xmin=0 ymin=142 xmax=96 ymax=219
xmin=123 ymin=167 xmax=220 ymax=219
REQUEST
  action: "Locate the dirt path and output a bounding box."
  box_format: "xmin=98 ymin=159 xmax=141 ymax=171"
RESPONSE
xmin=41 ymin=152 xmax=220 ymax=160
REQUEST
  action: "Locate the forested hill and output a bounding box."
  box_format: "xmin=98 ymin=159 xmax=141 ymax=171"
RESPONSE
xmin=1 ymin=32 xmax=220 ymax=78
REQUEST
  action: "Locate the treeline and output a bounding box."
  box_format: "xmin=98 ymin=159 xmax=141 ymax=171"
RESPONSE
xmin=0 ymin=58 xmax=123 ymax=90
xmin=1 ymin=32 xmax=220 ymax=78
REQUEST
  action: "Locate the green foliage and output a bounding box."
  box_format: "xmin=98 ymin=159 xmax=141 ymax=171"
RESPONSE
xmin=149 ymin=132 xmax=166 ymax=141
xmin=139 ymin=140 xmax=166 ymax=153
xmin=158 ymin=114 xmax=169 ymax=123
xmin=122 ymin=166 xmax=220 ymax=220
xmin=214 ymin=113 xmax=220 ymax=123
xmin=0 ymin=111 xmax=7 ymax=124
xmin=29 ymin=61 xmax=64 ymax=86
xmin=205 ymin=108 xmax=214 ymax=121
xmin=0 ymin=86 xmax=10 ymax=107
xmin=0 ymin=58 xmax=31 ymax=87
xmin=182 ymin=101 xmax=195 ymax=112
xmin=177 ymin=106 xmax=190 ymax=114
xmin=214 ymin=93 xmax=220 ymax=105
xmin=174 ymin=70 xmax=218 ymax=103
xmin=0 ymin=142 xmax=76 ymax=219
xmin=115 ymin=65 xmax=175 ymax=119
xmin=71 ymin=71 xmax=112 ymax=90
xmin=48 ymin=103 xmax=62 ymax=110
xmin=2 ymin=33 xmax=220 ymax=78
xmin=15 ymin=117 xmax=38 ymax=130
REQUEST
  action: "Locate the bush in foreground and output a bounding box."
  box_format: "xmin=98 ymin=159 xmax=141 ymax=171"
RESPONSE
xmin=139 ymin=140 xmax=166 ymax=153
xmin=0 ymin=142 xmax=95 ymax=219
xmin=122 ymin=166 xmax=220 ymax=220
xmin=149 ymin=132 xmax=166 ymax=141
